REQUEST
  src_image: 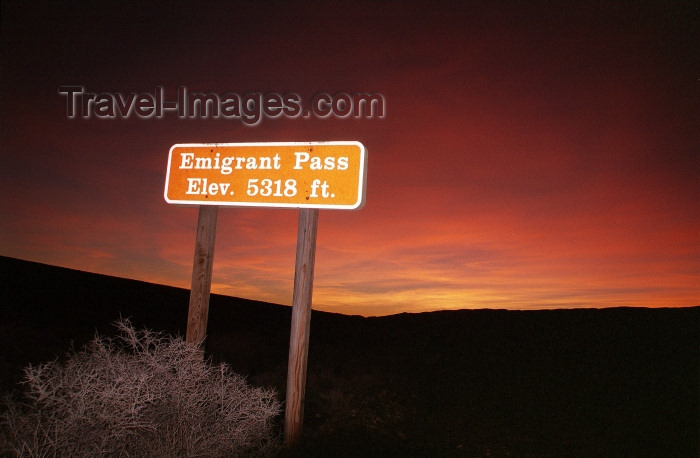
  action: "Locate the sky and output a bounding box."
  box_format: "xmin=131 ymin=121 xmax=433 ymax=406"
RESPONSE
xmin=1 ymin=1 xmax=698 ymax=316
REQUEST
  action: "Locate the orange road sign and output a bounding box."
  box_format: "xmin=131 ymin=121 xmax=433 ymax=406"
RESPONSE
xmin=165 ymin=142 xmax=367 ymax=209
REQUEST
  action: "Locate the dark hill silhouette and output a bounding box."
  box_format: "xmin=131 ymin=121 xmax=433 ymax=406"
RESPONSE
xmin=1 ymin=256 xmax=698 ymax=456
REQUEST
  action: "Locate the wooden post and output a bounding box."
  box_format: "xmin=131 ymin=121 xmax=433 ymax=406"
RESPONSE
xmin=284 ymin=208 xmax=319 ymax=447
xmin=186 ymin=205 xmax=219 ymax=350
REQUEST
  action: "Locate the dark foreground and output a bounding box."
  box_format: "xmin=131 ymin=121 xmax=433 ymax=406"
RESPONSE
xmin=1 ymin=256 xmax=698 ymax=457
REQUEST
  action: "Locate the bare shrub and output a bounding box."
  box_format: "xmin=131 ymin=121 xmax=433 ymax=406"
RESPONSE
xmin=0 ymin=318 xmax=281 ymax=457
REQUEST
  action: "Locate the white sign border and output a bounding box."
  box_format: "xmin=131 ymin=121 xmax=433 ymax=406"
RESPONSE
xmin=164 ymin=141 xmax=367 ymax=210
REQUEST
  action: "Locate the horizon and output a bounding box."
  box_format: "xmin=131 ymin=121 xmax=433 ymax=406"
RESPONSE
xmin=3 ymin=254 xmax=698 ymax=318
xmin=1 ymin=1 xmax=698 ymax=317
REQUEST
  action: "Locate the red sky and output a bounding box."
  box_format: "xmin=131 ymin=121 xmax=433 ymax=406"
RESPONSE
xmin=1 ymin=1 xmax=698 ymax=316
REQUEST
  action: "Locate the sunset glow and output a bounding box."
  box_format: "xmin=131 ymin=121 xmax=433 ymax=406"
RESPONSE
xmin=1 ymin=1 xmax=697 ymax=316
